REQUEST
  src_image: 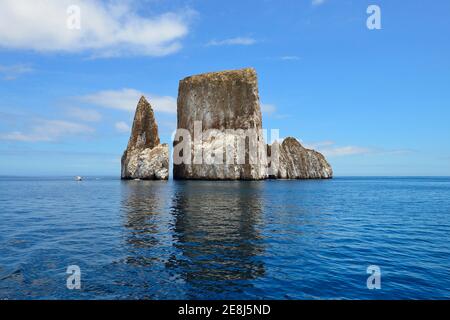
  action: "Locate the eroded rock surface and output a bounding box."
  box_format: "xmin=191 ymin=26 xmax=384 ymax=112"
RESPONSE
xmin=121 ymin=96 xmax=169 ymax=180
xmin=174 ymin=68 xmax=268 ymax=180
xmin=267 ymin=137 xmax=333 ymax=179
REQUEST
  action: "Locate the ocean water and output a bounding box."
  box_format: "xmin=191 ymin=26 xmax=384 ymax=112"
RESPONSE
xmin=0 ymin=177 xmax=449 ymax=300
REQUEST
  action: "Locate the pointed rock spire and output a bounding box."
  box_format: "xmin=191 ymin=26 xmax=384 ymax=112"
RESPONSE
xmin=127 ymin=96 xmax=160 ymax=151
xmin=121 ymin=96 xmax=169 ymax=180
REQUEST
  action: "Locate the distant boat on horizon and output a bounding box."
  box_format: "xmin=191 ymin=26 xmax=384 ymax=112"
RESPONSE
xmin=75 ymin=176 xmax=83 ymax=181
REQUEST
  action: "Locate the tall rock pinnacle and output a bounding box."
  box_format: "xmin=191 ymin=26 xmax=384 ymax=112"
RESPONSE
xmin=121 ymin=96 xmax=169 ymax=180
xmin=173 ymin=68 xmax=268 ymax=180
xmin=127 ymin=96 xmax=160 ymax=150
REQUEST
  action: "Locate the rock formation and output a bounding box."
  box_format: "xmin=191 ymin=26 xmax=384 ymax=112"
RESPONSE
xmin=174 ymin=68 xmax=268 ymax=180
xmin=120 ymin=68 xmax=332 ymax=180
xmin=267 ymin=137 xmax=333 ymax=179
xmin=121 ymin=96 xmax=169 ymax=180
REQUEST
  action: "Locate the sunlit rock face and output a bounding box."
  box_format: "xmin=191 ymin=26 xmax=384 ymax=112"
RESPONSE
xmin=174 ymin=68 xmax=268 ymax=180
xmin=121 ymin=96 xmax=169 ymax=180
xmin=172 ymin=67 xmax=333 ymax=180
xmin=267 ymin=137 xmax=333 ymax=179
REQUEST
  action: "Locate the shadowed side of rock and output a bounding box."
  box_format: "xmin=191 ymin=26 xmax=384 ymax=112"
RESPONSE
xmin=121 ymin=96 xmax=169 ymax=180
xmin=267 ymin=137 xmax=333 ymax=179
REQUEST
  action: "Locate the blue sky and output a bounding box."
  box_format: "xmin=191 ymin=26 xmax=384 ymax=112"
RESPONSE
xmin=0 ymin=0 xmax=449 ymax=176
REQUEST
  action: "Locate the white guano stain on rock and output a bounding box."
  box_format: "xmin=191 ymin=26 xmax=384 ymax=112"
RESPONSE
xmin=121 ymin=96 xmax=169 ymax=180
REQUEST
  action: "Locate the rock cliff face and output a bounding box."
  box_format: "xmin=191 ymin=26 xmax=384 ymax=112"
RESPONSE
xmin=174 ymin=68 xmax=268 ymax=180
xmin=121 ymin=96 xmax=169 ymax=180
xmin=267 ymin=137 xmax=333 ymax=179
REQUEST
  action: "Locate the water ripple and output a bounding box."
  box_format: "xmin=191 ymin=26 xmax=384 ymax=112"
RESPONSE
xmin=0 ymin=177 xmax=449 ymax=299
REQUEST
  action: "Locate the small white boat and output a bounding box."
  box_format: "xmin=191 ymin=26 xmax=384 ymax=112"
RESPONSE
xmin=75 ymin=176 xmax=83 ymax=181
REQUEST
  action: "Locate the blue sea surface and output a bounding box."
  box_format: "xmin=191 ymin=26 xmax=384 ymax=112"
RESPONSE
xmin=0 ymin=177 xmax=449 ymax=300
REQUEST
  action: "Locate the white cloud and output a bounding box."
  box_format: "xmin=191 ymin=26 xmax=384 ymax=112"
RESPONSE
xmin=67 ymin=107 xmax=102 ymax=122
xmin=280 ymin=56 xmax=300 ymax=61
xmin=207 ymin=37 xmax=256 ymax=46
xmin=148 ymin=95 xmax=178 ymax=114
xmin=321 ymin=146 xmax=372 ymax=157
xmin=306 ymin=141 xmax=413 ymax=157
xmin=312 ymin=0 xmax=326 ymax=6
xmin=303 ymin=140 xmax=372 ymax=157
xmin=0 ymin=0 xmax=193 ymax=57
xmin=0 ymin=119 xmax=95 ymax=142
xmin=115 ymin=121 xmax=130 ymax=133
xmin=303 ymin=140 xmax=335 ymax=149
xmin=0 ymin=64 xmax=33 ymax=80
xmin=310 ymin=141 xmax=414 ymax=157
xmin=261 ymin=103 xmax=276 ymax=115
xmin=79 ymin=88 xmax=177 ymax=113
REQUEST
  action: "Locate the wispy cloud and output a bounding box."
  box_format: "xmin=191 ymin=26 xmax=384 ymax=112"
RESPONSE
xmin=206 ymin=37 xmax=257 ymax=46
xmin=115 ymin=121 xmax=130 ymax=133
xmin=311 ymin=0 xmax=326 ymax=6
xmin=260 ymin=103 xmax=291 ymax=119
xmin=78 ymin=88 xmax=177 ymax=114
xmin=280 ymin=56 xmax=301 ymax=61
xmin=0 ymin=64 xmax=33 ymax=80
xmin=0 ymin=148 xmax=118 ymax=157
xmin=66 ymin=107 xmax=102 ymax=122
xmin=320 ymin=146 xmax=373 ymax=157
xmin=261 ymin=103 xmax=277 ymax=115
xmin=0 ymin=119 xmax=95 ymax=142
xmin=304 ymin=140 xmax=413 ymax=157
xmin=0 ymin=0 xmax=194 ymax=57
xmin=304 ymin=140 xmax=335 ymax=149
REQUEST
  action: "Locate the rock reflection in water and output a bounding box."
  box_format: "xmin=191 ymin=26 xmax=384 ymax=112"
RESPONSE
xmin=168 ymin=181 xmax=266 ymax=296
xmin=120 ymin=180 xmax=173 ymax=267
xmin=120 ymin=180 xmax=266 ymax=298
